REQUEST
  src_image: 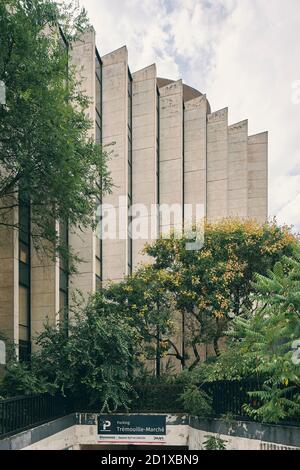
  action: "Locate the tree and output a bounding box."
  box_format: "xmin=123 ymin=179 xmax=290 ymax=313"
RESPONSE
xmin=0 ymin=293 xmax=138 ymax=411
xmin=0 ymin=0 xmax=111 ymax=266
xmin=145 ymin=219 xmax=297 ymax=369
xmin=105 ymin=266 xmax=177 ymax=375
xmin=210 ymin=245 xmax=300 ymax=423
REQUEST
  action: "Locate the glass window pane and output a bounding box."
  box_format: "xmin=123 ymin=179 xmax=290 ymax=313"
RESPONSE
xmin=59 ymin=290 xmax=68 ymax=311
xmin=95 ymin=257 xmax=101 ymax=277
xmin=19 ymin=325 xmax=29 ymax=341
xmin=96 ymin=275 xmax=101 ymax=291
xmin=95 ymin=236 xmax=101 ymax=259
xmin=19 ymin=285 xmax=30 ymax=342
xmin=60 ymin=269 xmax=68 ymax=293
xmin=19 ymin=202 xmax=30 ymax=245
xmin=20 ymin=243 xmax=29 ymax=265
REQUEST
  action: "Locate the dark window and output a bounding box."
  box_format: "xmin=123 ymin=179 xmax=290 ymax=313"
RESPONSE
xmin=127 ymin=69 xmax=133 ymax=274
xmin=18 ymin=196 xmax=31 ymax=361
xmin=59 ymin=219 xmax=69 ymax=321
xmin=156 ymin=87 xmax=160 ymax=235
xmin=182 ymin=102 xmax=185 ymax=223
xmin=95 ymin=49 xmax=103 ymax=288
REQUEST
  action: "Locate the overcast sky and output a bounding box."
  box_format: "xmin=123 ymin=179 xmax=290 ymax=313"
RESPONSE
xmin=79 ymin=0 xmax=300 ymax=231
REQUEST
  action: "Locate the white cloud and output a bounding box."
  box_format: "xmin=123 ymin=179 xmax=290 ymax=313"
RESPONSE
xmin=80 ymin=0 xmax=180 ymax=77
xmin=79 ymin=0 xmax=300 ymax=229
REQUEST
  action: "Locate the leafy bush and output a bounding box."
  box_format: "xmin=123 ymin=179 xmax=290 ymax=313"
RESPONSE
xmin=205 ymin=245 xmax=300 ymax=423
xmin=131 ymin=384 xmax=185 ymax=413
xmin=0 ymin=293 xmax=139 ymax=412
xmin=203 ymin=435 xmax=227 ymax=450
xmin=180 ymin=385 xmax=212 ymax=416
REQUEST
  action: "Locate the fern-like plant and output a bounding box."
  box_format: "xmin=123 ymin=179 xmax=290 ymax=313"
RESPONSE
xmin=203 ymin=435 xmax=227 ymax=450
xmin=217 ymin=245 xmax=300 ymax=423
xmin=180 ymin=385 xmax=212 ymax=416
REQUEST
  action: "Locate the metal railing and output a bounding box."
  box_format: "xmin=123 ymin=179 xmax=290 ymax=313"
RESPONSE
xmin=201 ymin=379 xmax=300 ymax=424
xmin=130 ymin=384 xmax=185 ymax=413
xmin=0 ymin=393 xmax=68 ymax=439
xmin=1 ymin=380 xmax=299 ymax=439
xmin=201 ymin=379 xmax=261 ymax=418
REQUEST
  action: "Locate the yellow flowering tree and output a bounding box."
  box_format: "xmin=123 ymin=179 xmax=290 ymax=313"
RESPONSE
xmin=145 ymin=219 xmax=297 ymax=369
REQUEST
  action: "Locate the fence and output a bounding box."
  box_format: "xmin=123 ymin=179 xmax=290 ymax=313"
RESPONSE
xmin=130 ymin=384 xmax=185 ymax=413
xmin=201 ymin=379 xmax=262 ymax=418
xmin=0 ymin=393 xmax=68 ymax=438
xmin=70 ymin=384 xmax=186 ymax=414
xmin=1 ymin=380 xmax=299 ymax=439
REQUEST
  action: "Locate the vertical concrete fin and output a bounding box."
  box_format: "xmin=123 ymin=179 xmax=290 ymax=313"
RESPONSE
xmin=0 ymin=204 xmax=19 ymax=343
xmin=159 ymin=79 xmax=183 ymax=97
xmin=248 ymin=131 xmax=268 ymax=222
xmin=68 ymin=27 xmax=97 ymax=301
xmin=132 ymin=63 xmax=157 ymax=81
xmin=101 ymin=44 xmax=129 ymax=282
xmin=159 ymin=80 xmax=184 ymax=235
xmin=184 ymin=95 xmax=208 ymax=226
xmin=228 ymin=119 xmax=248 ymax=218
xmin=132 ymin=64 xmax=157 ymax=268
xmin=70 ymin=27 xmax=96 ymax=132
xmin=206 ymin=107 xmax=228 ymax=221
xmin=101 ymin=45 xmax=128 ymax=66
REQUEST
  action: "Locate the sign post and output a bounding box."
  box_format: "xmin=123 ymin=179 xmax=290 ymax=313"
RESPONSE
xmin=98 ymin=415 xmax=167 ymax=445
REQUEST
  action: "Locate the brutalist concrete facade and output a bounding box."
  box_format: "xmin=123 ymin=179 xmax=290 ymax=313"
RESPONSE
xmin=0 ymin=27 xmax=268 ymax=358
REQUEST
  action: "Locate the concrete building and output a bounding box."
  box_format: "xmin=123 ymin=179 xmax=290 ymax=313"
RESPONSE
xmin=0 ymin=27 xmax=268 ymax=361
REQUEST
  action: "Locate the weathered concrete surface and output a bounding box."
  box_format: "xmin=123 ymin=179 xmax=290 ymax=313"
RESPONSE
xmin=132 ymin=64 xmax=158 ymax=268
xmin=248 ymin=132 xmax=268 ymax=222
xmin=184 ymin=95 xmax=208 ymax=225
xmin=228 ymin=120 xmax=248 ymax=218
xmin=207 ymin=108 xmax=228 ymax=221
xmin=102 ymin=46 xmax=129 ymax=282
xmin=0 ymin=414 xmax=76 ymax=450
xmin=0 ymin=204 xmax=18 ymax=344
xmin=69 ymin=28 xmax=97 ymax=302
xmin=188 ymin=416 xmax=300 ymax=450
xmin=159 ymin=80 xmax=184 ymax=235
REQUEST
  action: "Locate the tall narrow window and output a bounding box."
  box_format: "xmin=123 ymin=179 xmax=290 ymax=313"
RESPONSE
xmin=127 ymin=69 xmax=133 ymax=275
xmin=19 ymin=195 xmax=31 ymax=362
xmin=182 ymin=102 xmax=185 ymax=225
xmin=59 ymin=219 xmax=69 ymax=319
xmin=95 ymin=50 xmax=103 ymax=289
xmin=156 ymin=86 xmax=160 ymax=236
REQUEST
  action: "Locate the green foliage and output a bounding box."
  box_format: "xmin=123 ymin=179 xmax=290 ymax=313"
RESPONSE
xmin=207 ymin=245 xmax=300 ymax=423
xmin=131 ymin=384 xmax=185 ymax=413
xmin=203 ymin=435 xmax=227 ymax=450
xmin=105 ymin=266 xmax=177 ymax=366
xmin=144 ymin=219 xmax=297 ymax=367
xmin=0 ymin=330 xmax=16 ymax=364
xmin=180 ymin=385 xmax=212 ymax=416
xmin=0 ymin=0 xmax=111 ymax=267
xmin=91 ymin=220 xmax=297 ymax=376
xmin=1 ymin=293 xmax=139 ymax=411
xmin=1 ymin=361 xmax=55 ymax=396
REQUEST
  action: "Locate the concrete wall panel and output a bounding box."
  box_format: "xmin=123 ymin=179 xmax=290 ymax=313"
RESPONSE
xmin=159 ymin=81 xmax=183 ymax=235
xmin=228 ymin=120 xmax=248 ymax=218
xmin=248 ymin=132 xmax=268 ymax=222
xmin=207 ymin=108 xmax=228 ymax=221
xmin=184 ymin=95 xmax=208 ymax=226
xmin=102 ymin=46 xmax=128 ymax=282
